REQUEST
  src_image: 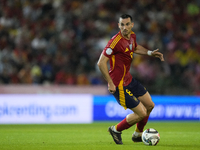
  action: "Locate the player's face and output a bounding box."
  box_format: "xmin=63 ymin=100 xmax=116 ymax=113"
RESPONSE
xmin=118 ymin=18 xmax=134 ymax=37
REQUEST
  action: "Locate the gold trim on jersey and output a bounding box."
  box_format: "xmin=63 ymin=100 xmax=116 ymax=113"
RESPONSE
xmin=131 ymin=31 xmax=135 ymax=34
xmin=111 ymin=55 xmax=115 ymax=71
xmin=118 ymin=65 xmax=127 ymax=109
xmin=110 ymin=34 xmax=121 ymax=49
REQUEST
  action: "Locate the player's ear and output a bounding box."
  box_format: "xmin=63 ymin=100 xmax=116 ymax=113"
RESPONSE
xmin=132 ymin=22 xmax=134 ymax=28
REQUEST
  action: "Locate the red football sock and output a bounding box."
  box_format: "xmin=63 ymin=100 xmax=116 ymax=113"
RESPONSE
xmin=116 ymin=118 xmax=132 ymax=132
xmin=135 ymin=116 xmax=149 ymax=132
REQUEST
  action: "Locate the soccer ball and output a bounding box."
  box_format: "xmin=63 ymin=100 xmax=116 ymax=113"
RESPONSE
xmin=142 ymin=128 xmax=160 ymax=146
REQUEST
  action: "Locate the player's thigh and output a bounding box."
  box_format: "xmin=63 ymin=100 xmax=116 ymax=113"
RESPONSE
xmin=137 ymin=91 xmax=154 ymax=113
xmin=130 ymin=102 xmax=147 ymax=118
xmin=126 ymin=102 xmax=147 ymax=124
xmin=113 ymin=86 xmax=140 ymax=109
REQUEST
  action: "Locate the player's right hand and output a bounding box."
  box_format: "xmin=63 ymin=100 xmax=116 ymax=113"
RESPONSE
xmin=108 ymin=83 xmax=116 ymax=94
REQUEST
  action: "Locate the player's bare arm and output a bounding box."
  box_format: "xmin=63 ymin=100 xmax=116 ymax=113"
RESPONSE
xmin=97 ymin=54 xmax=116 ymax=94
xmin=134 ymin=45 xmax=164 ymax=61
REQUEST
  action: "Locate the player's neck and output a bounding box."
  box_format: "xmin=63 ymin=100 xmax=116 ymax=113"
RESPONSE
xmin=122 ymin=34 xmax=130 ymax=40
xmin=123 ymin=34 xmax=131 ymax=40
xmin=120 ymin=31 xmax=131 ymax=40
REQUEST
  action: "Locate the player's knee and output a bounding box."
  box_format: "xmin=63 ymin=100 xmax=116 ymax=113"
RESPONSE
xmin=138 ymin=108 xmax=148 ymax=119
xmin=146 ymin=102 xmax=155 ymax=113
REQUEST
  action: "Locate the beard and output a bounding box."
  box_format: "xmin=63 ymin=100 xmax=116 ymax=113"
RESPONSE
xmin=122 ymin=30 xmax=130 ymax=37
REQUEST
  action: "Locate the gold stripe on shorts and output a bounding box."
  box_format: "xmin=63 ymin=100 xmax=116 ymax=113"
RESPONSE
xmin=118 ymin=65 xmax=127 ymax=109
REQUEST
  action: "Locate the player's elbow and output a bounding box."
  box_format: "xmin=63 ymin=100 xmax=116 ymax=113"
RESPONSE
xmin=97 ymin=54 xmax=109 ymax=70
xmin=97 ymin=59 xmax=105 ymax=69
xmin=97 ymin=60 xmax=101 ymax=68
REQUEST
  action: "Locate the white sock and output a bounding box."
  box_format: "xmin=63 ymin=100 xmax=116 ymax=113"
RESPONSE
xmin=112 ymin=126 xmax=121 ymax=133
xmin=133 ymin=131 xmax=142 ymax=137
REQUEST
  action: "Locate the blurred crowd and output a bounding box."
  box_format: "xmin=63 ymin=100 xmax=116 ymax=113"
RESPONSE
xmin=0 ymin=0 xmax=200 ymax=94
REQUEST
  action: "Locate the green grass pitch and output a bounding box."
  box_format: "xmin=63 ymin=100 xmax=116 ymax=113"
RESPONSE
xmin=0 ymin=121 xmax=200 ymax=150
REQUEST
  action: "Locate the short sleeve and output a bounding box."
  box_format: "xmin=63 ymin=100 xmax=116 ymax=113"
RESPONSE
xmin=102 ymin=47 xmax=114 ymax=58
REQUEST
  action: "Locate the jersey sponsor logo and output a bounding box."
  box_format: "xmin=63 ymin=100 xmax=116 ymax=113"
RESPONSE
xmin=106 ymin=48 xmax=113 ymax=55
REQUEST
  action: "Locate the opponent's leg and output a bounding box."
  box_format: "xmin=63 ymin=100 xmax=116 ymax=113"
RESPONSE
xmin=132 ymin=92 xmax=154 ymax=142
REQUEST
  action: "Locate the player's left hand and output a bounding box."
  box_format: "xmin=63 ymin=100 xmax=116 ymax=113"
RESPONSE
xmin=152 ymin=49 xmax=164 ymax=61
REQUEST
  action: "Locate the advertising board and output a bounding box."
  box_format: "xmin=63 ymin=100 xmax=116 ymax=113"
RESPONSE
xmin=93 ymin=95 xmax=200 ymax=121
xmin=0 ymin=94 xmax=93 ymax=124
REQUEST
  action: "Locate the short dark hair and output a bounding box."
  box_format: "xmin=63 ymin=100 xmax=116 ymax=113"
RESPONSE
xmin=119 ymin=14 xmax=132 ymax=22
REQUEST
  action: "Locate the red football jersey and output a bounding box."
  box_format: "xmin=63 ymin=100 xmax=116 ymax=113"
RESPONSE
xmin=102 ymin=31 xmax=137 ymax=87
